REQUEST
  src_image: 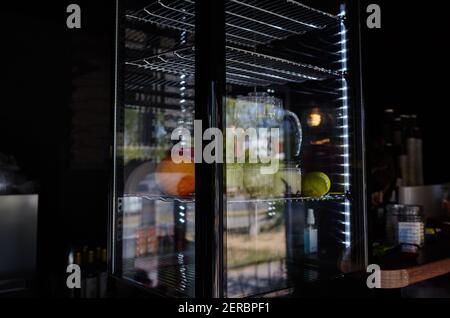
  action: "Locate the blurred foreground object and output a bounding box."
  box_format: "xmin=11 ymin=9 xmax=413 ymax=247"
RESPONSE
xmin=0 ymin=195 xmax=38 ymax=296
xmin=0 ymin=153 xmax=37 ymax=195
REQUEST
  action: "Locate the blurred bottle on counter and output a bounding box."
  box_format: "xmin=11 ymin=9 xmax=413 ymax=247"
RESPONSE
xmin=95 ymin=247 xmax=102 ymax=264
xmin=67 ymin=246 xmax=108 ymax=298
xmin=396 ymin=114 xmax=424 ymax=187
xmin=392 ymin=114 xmax=424 ymax=188
xmin=371 ymin=110 xmax=424 ymax=252
xmin=382 ymin=109 xmax=395 ymax=149
xmin=398 ymin=114 xmax=411 ymax=188
xmin=382 ymin=109 xmax=398 ymax=204
xmin=82 ymin=245 xmax=89 ymax=264
xmin=369 ymin=109 xmax=397 ymax=242
xmin=98 ymin=249 xmax=108 ymax=298
xmin=392 ymin=116 xmax=404 ymax=201
xmin=67 ymin=250 xmax=81 ymax=299
xmin=79 ymin=245 xmax=89 ymax=298
xmin=73 ymin=252 xmax=83 ymax=299
xmin=408 ymin=115 xmax=423 ymax=186
xmin=94 ymin=247 xmax=108 ymax=298
xmin=406 ymin=116 xmax=417 ymax=186
xmin=85 ymin=250 xmax=98 ymax=298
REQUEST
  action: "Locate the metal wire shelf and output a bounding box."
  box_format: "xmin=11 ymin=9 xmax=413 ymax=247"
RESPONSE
xmin=125 ymin=69 xmax=194 ymax=91
xmin=122 ymin=193 xmax=349 ymax=204
xmin=127 ymin=0 xmax=341 ymax=47
xmin=126 ymin=46 xmax=340 ymax=87
xmin=123 ymin=193 xmax=196 ymax=203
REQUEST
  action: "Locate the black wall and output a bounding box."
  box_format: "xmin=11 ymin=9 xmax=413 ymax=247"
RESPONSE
xmin=361 ymin=0 xmax=450 ymax=185
xmin=1 ymin=2 xmax=114 ymax=296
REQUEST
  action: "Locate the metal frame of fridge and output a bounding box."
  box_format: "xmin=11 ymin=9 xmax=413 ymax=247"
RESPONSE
xmin=110 ymin=0 xmax=368 ymax=298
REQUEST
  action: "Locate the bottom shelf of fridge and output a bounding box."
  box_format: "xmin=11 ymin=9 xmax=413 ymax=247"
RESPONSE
xmin=117 ymin=195 xmax=359 ymax=298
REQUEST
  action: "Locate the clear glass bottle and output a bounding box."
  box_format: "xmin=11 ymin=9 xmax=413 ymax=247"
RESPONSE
xmin=385 ymin=204 xmax=402 ymax=245
xmin=304 ymin=209 xmax=318 ymax=255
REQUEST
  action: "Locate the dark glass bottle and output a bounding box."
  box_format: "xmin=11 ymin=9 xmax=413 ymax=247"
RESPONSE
xmin=408 ymin=115 xmax=423 ymax=186
xmin=98 ymin=249 xmax=108 ymax=298
xmin=85 ymin=250 xmax=98 ymax=298
xmin=398 ymin=115 xmax=411 ymax=186
xmin=392 ymin=117 xmax=403 ymax=200
xmin=382 ymin=109 xmax=395 ymax=148
xmin=74 ymin=252 xmax=82 ymax=299
xmin=382 ymin=109 xmax=397 ymax=203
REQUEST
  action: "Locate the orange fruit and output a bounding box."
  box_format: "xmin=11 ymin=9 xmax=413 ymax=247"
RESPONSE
xmin=155 ymin=156 xmax=195 ymax=196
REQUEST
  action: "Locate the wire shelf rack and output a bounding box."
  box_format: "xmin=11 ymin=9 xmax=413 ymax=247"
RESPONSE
xmin=126 ymin=46 xmax=340 ymax=87
xmin=125 ymin=69 xmax=194 ymax=91
xmin=122 ymin=193 xmax=349 ymax=204
xmin=126 ymin=0 xmax=341 ymax=47
xmin=124 ymin=193 xmax=196 ymax=203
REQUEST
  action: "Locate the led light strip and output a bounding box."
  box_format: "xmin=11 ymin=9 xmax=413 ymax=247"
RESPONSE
xmin=339 ymin=6 xmax=351 ymax=248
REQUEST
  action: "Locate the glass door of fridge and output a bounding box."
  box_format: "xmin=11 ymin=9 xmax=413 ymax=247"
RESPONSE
xmin=222 ymin=0 xmax=366 ymax=297
xmin=113 ymin=0 xmax=196 ymax=297
xmin=113 ymin=0 xmax=366 ymax=298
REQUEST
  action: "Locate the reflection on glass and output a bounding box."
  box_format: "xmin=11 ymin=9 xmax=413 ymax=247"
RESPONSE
xmin=118 ymin=2 xmax=195 ymax=296
xmin=307 ymin=108 xmax=323 ymax=128
xmin=117 ymin=0 xmax=365 ymax=298
xmin=219 ymin=2 xmax=362 ymax=296
xmin=121 ymin=112 xmax=195 ymax=297
xmin=122 ymin=198 xmax=195 ymax=296
xmin=226 ymin=201 xmax=287 ymax=297
xmin=225 ymin=88 xmax=356 ymax=296
xmin=225 ymin=93 xmax=298 ymax=297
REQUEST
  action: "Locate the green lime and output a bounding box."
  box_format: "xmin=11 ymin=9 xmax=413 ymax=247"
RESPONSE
xmin=302 ymin=172 xmax=331 ymax=197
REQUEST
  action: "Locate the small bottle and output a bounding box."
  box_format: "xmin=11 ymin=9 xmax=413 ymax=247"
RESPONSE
xmin=94 ymin=247 xmax=102 ymax=297
xmin=80 ymin=246 xmax=89 ymax=298
xmin=85 ymin=250 xmax=98 ymax=298
xmin=406 ymin=115 xmax=418 ymax=186
xmin=98 ymin=249 xmax=108 ymax=298
xmin=75 ymin=252 xmax=83 ymax=299
xmin=71 ymin=252 xmax=83 ymax=299
xmin=304 ymin=209 xmax=318 ymax=255
xmin=95 ymin=247 xmax=102 ymax=265
xmin=75 ymin=252 xmax=82 ymax=267
xmin=82 ymin=246 xmax=89 ymax=264
xmin=67 ymin=249 xmax=75 ymax=299
xmin=393 ymin=116 xmax=404 ymax=190
xmin=410 ymin=115 xmax=424 ymax=186
xmin=399 ymin=115 xmax=411 ymax=186
xmin=382 ymin=109 xmax=395 ymax=148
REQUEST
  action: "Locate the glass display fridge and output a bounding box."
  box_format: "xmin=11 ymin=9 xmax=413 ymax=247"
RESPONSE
xmin=111 ymin=0 xmax=367 ymax=298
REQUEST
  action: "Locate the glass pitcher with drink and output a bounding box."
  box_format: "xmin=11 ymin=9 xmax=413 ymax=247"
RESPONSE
xmin=226 ymin=92 xmax=303 ymax=198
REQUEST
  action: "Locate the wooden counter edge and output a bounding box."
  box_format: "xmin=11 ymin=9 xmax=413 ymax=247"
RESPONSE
xmin=379 ymin=257 xmax=450 ymax=289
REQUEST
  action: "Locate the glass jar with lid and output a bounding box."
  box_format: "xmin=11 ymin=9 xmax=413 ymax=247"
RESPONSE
xmin=385 ymin=204 xmax=402 ymax=244
xmin=397 ymin=205 xmax=425 ymax=248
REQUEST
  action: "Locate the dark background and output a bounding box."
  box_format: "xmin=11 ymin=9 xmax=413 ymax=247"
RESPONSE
xmin=1 ymin=1 xmax=449 ymax=296
xmin=361 ymin=0 xmax=450 ymax=185
xmin=1 ymin=1 xmax=114 ymax=295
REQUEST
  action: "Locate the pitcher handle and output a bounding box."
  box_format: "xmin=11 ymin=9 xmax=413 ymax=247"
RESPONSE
xmin=283 ymin=111 xmax=303 ymax=158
